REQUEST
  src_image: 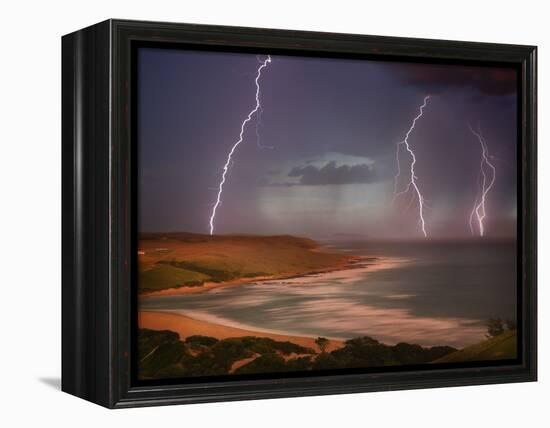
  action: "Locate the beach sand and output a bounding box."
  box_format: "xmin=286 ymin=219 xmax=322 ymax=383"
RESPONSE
xmin=139 ymin=310 xmax=344 ymax=353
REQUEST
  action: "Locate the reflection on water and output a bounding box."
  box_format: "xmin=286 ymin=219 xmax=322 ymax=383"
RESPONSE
xmin=140 ymin=240 xmax=517 ymax=348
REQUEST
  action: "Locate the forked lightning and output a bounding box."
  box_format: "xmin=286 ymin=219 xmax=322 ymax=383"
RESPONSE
xmin=208 ymin=55 xmax=272 ymax=235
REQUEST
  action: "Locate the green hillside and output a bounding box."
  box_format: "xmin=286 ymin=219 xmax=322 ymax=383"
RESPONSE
xmin=138 ymin=233 xmax=353 ymax=293
xmin=433 ymin=329 xmax=517 ymax=363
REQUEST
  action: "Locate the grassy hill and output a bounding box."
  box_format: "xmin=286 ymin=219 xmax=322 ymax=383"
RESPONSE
xmin=433 ymin=329 xmax=517 ymax=363
xmin=138 ymin=233 xmax=353 ymax=293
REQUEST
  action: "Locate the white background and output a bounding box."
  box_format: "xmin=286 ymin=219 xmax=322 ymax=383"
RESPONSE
xmin=0 ymin=0 xmax=546 ymax=425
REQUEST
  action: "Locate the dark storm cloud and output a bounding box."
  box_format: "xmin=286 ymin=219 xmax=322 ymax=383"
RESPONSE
xmin=395 ymin=64 xmax=517 ymax=96
xmin=287 ymin=161 xmax=378 ymax=185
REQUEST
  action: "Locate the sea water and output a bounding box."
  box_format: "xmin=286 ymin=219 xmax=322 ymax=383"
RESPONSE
xmin=140 ymin=240 xmax=517 ymax=348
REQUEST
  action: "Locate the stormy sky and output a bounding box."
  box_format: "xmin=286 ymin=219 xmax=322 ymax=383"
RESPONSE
xmin=137 ymin=47 xmax=517 ymax=240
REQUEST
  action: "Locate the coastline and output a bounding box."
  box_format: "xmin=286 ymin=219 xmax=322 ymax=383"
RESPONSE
xmin=139 ymin=310 xmax=344 ymax=353
xmin=137 ymin=256 xmax=396 ymax=354
xmin=137 ymin=255 xmax=490 ymax=349
xmin=139 ymin=254 xmax=368 ymax=298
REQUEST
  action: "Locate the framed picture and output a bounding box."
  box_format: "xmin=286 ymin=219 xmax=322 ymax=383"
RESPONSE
xmin=62 ymin=19 xmax=537 ymax=408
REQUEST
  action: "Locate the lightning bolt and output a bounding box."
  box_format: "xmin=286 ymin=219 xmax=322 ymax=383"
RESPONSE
xmin=393 ymin=96 xmax=430 ymax=238
xmin=208 ymin=55 xmax=272 ymax=235
xmin=255 ymin=56 xmax=273 ymax=150
xmin=255 ymin=104 xmax=273 ymax=150
xmin=468 ymin=123 xmax=496 ymax=237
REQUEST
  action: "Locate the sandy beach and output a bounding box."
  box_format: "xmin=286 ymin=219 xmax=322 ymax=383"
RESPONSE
xmin=138 ymin=256 xmax=403 ymax=352
xmin=139 ymin=310 xmax=344 ymax=352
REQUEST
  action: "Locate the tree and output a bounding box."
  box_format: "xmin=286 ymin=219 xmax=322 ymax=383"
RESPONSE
xmin=315 ymin=337 xmax=330 ymax=353
xmin=486 ymin=318 xmax=504 ymax=338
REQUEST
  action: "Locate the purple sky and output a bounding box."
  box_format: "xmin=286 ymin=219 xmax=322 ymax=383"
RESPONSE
xmin=137 ymin=47 xmax=517 ymax=240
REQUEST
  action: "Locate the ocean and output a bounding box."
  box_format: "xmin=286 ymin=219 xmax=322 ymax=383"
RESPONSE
xmin=139 ymin=240 xmax=517 ymax=348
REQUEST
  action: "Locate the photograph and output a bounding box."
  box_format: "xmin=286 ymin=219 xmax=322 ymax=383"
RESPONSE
xmin=135 ymin=47 xmax=519 ymax=380
xmin=0 ymin=0 xmax=542 ymax=421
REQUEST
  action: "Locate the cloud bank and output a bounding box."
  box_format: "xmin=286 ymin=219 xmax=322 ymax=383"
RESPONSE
xmin=287 ymin=161 xmax=378 ymax=186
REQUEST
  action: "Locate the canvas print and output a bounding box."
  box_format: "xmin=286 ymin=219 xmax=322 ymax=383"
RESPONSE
xmin=136 ymin=48 xmax=518 ymax=381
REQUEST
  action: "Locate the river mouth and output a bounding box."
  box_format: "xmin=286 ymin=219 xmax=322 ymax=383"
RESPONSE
xmin=139 ymin=240 xmax=516 ymax=348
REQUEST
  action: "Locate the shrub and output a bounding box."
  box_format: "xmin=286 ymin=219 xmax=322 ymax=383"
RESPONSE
xmin=315 ymin=337 xmax=330 ymax=353
xmin=234 ymin=353 xmax=287 ymax=374
xmin=185 ymin=335 xmax=219 ymax=348
xmin=312 ymin=353 xmax=339 ymax=370
xmin=486 ymin=318 xmax=505 ymax=338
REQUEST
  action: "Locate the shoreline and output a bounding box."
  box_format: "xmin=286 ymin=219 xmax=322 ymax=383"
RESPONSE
xmin=139 ymin=254 xmax=371 ymax=298
xmin=139 ymin=310 xmax=344 ymax=353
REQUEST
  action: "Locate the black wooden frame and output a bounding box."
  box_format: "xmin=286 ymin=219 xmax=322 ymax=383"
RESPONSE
xmin=62 ymin=19 xmax=537 ymax=408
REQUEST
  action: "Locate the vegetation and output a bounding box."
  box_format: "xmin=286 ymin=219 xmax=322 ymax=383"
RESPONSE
xmin=185 ymin=335 xmax=219 ymax=349
xmin=433 ymin=329 xmax=517 ymax=363
xmin=138 ymin=329 xmax=316 ymax=379
xmin=137 ymin=233 xmax=352 ymax=293
xmin=430 ymin=318 xmax=519 ymax=363
xmin=139 ymin=327 xmax=518 ymax=380
xmin=138 ymin=329 xmax=190 ymax=378
xmin=139 ymin=264 xmax=208 ymax=292
xmin=233 ymin=353 xmax=289 ymax=374
xmin=157 ymin=260 xmax=243 ymax=283
xmin=486 ymin=318 xmax=505 ymax=338
xmin=315 ymin=337 xmax=330 ymax=353
xmin=322 ymin=337 xmax=455 ymax=369
xmin=138 ymin=328 xmax=457 ymax=380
